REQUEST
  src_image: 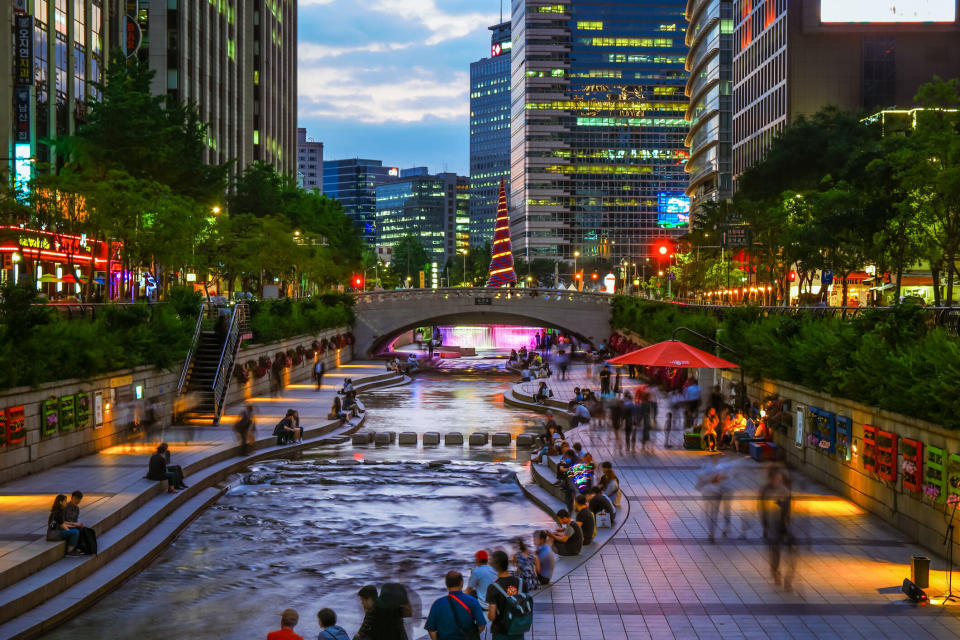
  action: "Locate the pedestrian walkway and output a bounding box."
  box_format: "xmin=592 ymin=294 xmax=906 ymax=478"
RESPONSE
xmin=518 ymin=363 xmax=960 ymax=640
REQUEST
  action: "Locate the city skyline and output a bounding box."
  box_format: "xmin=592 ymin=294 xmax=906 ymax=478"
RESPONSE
xmin=297 ymin=0 xmax=504 ymax=174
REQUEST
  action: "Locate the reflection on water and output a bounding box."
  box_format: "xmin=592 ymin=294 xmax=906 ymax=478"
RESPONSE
xmin=45 ymin=366 xmax=551 ymax=640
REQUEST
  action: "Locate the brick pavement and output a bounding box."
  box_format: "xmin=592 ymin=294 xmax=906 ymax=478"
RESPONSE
xmin=524 ymin=362 xmax=960 ymax=640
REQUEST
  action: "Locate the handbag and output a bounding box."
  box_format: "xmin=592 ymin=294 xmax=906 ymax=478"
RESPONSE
xmin=46 ymin=527 xmax=62 ymax=542
xmin=596 ymin=511 xmax=612 ymax=529
xmin=446 ymin=595 xmax=481 ymax=640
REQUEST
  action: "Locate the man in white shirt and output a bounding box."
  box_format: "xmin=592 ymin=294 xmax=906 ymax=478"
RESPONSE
xmin=464 ymin=550 xmax=498 ymax=609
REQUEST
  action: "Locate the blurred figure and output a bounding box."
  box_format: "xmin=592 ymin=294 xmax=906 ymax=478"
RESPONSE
xmin=696 ymin=455 xmax=732 ymax=543
xmin=267 ymin=608 xmax=302 ymax=640
xmin=234 ymin=404 xmax=256 ymax=455
xmin=761 ymin=465 xmax=797 ymax=590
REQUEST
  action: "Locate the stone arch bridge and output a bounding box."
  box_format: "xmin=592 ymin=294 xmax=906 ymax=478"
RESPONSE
xmin=352 ymin=287 xmax=613 ymax=357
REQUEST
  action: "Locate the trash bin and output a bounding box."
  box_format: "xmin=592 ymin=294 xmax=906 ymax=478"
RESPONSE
xmin=912 ymin=555 xmax=930 ymax=588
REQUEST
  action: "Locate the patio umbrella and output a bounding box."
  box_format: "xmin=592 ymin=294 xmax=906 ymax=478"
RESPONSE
xmin=38 ymin=274 xmax=59 ymax=283
xmin=60 ymin=273 xmax=78 ymax=284
xmin=606 ymin=339 xmax=739 ymax=369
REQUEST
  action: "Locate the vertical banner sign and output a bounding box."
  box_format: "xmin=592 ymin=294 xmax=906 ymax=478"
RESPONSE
xmin=15 ymin=16 xmax=33 ymax=85
xmin=0 ymin=409 xmax=6 ymax=448
xmin=794 ymin=407 xmax=804 ymax=448
xmin=124 ymin=16 xmax=142 ymax=58
xmin=7 ymin=406 xmax=26 ymax=444
xmin=94 ymin=391 xmax=103 ymax=427
xmin=14 ymin=88 xmax=31 ymax=143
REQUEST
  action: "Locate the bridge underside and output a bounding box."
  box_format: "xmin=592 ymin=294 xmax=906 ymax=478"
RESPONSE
xmin=353 ymin=293 xmax=612 ymax=358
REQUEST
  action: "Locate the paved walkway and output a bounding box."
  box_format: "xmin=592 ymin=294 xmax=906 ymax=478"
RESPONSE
xmin=0 ymin=361 xmax=386 ymax=567
xmin=523 ymin=363 xmax=960 ymax=640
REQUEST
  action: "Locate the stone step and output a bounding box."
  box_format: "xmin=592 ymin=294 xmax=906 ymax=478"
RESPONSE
xmin=444 ymin=432 xmax=464 ymax=446
xmin=468 ymin=432 xmax=489 ymax=447
xmin=491 ymin=432 xmax=512 ymax=447
xmin=374 ymin=431 xmax=396 ymax=445
xmin=0 ymin=488 xmax=224 ymax=640
xmin=398 ymin=432 xmax=418 ymax=445
xmin=422 ymin=432 xmax=441 ymax=446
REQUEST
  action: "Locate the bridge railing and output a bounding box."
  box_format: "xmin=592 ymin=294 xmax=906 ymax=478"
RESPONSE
xmin=353 ymin=287 xmax=614 ymax=305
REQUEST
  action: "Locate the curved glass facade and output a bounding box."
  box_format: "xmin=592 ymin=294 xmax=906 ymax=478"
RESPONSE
xmin=684 ymin=0 xmax=733 ymax=213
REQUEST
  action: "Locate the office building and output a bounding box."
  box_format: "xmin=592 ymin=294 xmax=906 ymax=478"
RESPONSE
xmin=684 ymin=0 xmax=734 ymax=215
xmin=469 ymin=21 xmax=512 ymax=247
xmin=3 ymin=1 xmax=116 ymax=184
xmin=375 ymin=172 xmax=470 ymax=269
xmin=510 ymin=0 xmax=691 ymax=264
xmin=297 ymin=128 xmax=323 ymax=191
xmin=323 ymin=159 xmax=397 ymax=245
xmin=732 ymin=0 xmax=960 ymax=179
xmin=141 ymin=0 xmax=298 ymax=175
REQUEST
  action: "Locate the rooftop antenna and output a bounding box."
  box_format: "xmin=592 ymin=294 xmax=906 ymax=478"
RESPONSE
xmin=500 ymin=0 xmax=503 ymax=23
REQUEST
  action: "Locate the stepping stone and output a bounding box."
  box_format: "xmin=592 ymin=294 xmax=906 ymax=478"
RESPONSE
xmin=374 ymin=431 xmax=396 ymax=445
xmin=492 ymin=432 xmax=512 ymax=446
xmin=398 ymin=432 xmax=418 ymax=445
xmin=328 ymin=435 xmax=351 ymax=445
xmin=445 ymin=432 xmax=464 ymax=446
xmin=469 ymin=432 xmax=489 ymax=447
xmin=516 ymin=433 xmax=538 ymax=448
xmin=423 ymin=432 xmax=441 ymax=446
xmin=352 ymin=432 xmax=374 ymax=445
xmin=428 ymin=459 xmax=452 ymax=469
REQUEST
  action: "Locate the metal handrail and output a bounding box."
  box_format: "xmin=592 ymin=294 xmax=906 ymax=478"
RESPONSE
xmin=210 ymin=303 xmax=246 ymax=424
xmin=353 ymin=287 xmax=615 ymax=304
xmin=176 ymin=301 xmax=208 ymax=397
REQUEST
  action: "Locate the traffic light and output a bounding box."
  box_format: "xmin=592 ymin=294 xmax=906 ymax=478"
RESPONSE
xmin=591 ymin=272 xmax=598 ymax=280
xmin=353 ymin=274 xmax=364 ymax=289
xmin=788 ymin=271 xmax=797 ymax=282
xmin=653 ymin=239 xmax=672 ymax=259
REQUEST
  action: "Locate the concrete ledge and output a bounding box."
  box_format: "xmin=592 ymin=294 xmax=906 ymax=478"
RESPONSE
xmin=468 ymin=432 xmax=488 ymax=447
xmin=398 ymin=432 xmax=418 ymax=445
xmin=444 ymin=432 xmax=464 ymax=446
xmin=423 ymin=432 xmax=440 ymax=446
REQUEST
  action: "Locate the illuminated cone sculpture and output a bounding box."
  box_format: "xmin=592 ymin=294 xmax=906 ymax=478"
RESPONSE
xmin=486 ymin=179 xmax=517 ymax=287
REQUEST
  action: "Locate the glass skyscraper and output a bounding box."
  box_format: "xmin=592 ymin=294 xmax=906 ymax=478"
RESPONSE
xmin=685 ymin=0 xmax=733 ymax=215
xmin=510 ymin=0 xmax=690 ymax=263
xmin=376 ymin=173 xmax=469 ymax=269
xmin=469 ymin=21 xmax=512 ymax=247
xmin=323 ymin=159 xmax=397 ymax=245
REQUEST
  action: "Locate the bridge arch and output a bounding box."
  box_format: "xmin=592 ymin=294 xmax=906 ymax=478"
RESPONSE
xmin=352 ymin=288 xmax=613 ymax=357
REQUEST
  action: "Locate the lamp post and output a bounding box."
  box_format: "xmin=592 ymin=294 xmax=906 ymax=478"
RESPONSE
xmin=460 ymin=248 xmax=468 ymax=286
xmin=573 ymin=250 xmax=580 ymax=288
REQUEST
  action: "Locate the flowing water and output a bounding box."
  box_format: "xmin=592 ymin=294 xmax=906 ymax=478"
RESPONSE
xmin=45 ymin=363 xmax=552 ymax=640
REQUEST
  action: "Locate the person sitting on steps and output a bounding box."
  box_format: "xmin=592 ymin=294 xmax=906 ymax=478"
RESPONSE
xmin=533 ymin=381 xmax=553 ymax=405
xmin=147 ymin=443 xmax=185 ymax=492
xmin=47 ymin=494 xmax=82 ymax=555
xmin=273 ymin=409 xmax=303 ymax=445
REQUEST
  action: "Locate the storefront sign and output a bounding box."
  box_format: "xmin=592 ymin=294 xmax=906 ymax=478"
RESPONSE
xmin=124 ymin=16 xmax=142 ymax=58
xmin=110 ymin=374 xmax=133 ymax=387
xmin=14 ymin=87 xmax=30 ymax=143
xmin=794 ymin=407 xmax=804 ymax=448
xmin=475 ymin=297 xmax=492 ymax=305
xmin=14 ymin=15 xmax=33 ymax=85
xmin=6 ymin=406 xmax=25 ymax=444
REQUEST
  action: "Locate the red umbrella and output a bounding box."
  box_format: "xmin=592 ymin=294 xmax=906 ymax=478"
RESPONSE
xmin=607 ymin=339 xmax=739 ymax=369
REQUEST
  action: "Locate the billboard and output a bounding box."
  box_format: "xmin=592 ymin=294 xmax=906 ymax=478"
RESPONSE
xmin=657 ymin=192 xmax=690 ymax=229
xmin=821 ymin=0 xmax=956 ymax=23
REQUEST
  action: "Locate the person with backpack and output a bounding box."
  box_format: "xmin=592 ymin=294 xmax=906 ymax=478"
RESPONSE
xmin=485 ymin=550 xmax=533 ymax=640
xmin=316 ymin=608 xmax=350 ymax=640
xmin=424 ymin=570 xmax=486 ymax=640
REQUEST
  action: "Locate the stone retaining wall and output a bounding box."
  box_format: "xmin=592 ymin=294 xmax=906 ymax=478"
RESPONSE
xmin=0 ymin=327 xmax=351 ymax=484
xmin=724 ymin=372 xmax=960 ymax=561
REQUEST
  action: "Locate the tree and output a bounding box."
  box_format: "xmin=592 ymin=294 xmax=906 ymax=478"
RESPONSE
xmin=390 ymin=235 xmax=429 ymax=284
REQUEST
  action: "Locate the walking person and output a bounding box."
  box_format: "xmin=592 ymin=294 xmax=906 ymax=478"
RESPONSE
xmin=585 ymin=351 xmax=595 ymax=379
xmin=513 ymin=537 xmax=541 ymax=593
xmin=761 ymin=465 xmax=797 ymax=590
xmin=599 ymin=365 xmax=611 ymax=395
xmin=234 ymin=404 xmax=256 ymax=455
xmin=696 ymin=456 xmax=732 ymax=543
xmin=638 ymin=390 xmax=653 ymax=453
xmin=424 ymin=571 xmax=486 ymax=640
xmin=465 ymin=550 xmax=497 ymax=610
xmin=663 ymin=411 xmax=674 ymax=449
xmin=557 ymin=349 xmax=569 ymax=381
xmin=270 ymin=358 xmax=285 ymax=398
xmin=623 ymin=392 xmax=637 ymax=453
xmin=314 ymin=358 xmax=325 ymax=391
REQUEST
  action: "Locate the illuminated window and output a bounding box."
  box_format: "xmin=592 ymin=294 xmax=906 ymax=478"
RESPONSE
xmin=537 ymin=4 xmax=565 ymax=13
xmin=227 ymin=39 xmax=235 ymax=59
xmin=577 ymin=21 xmax=603 ymax=30
xmin=253 ymin=130 xmax=260 ymax=145
xmin=551 ymin=69 xmax=565 ymax=77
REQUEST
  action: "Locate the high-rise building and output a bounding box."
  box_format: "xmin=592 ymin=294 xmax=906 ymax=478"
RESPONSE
xmin=510 ymin=0 xmax=690 ymax=264
xmin=142 ymin=0 xmax=298 ymax=175
xmin=297 ymin=128 xmax=323 ymax=191
xmin=323 ymin=159 xmax=397 ymax=245
xmin=684 ymin=0 xmax=733 ymax=215
xmin=375 ymin=172 xmax=470 ymax=269
xmin=732 ymin=0 xmax=960 ymax=180
xmin=3 ymin=1 xmax=115 ymax=184
xmin=469 ymin=21 xmax=512 ymax=247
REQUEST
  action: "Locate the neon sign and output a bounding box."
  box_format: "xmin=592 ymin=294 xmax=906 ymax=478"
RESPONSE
xmin=491 ymin=40 xmax=512 ymax=57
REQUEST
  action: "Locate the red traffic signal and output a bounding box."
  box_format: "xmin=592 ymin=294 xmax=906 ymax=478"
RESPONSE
xmin=591 ymin=272 xmax=598 ymax=280
xmin=353 ymin=275 xmax=364 ymax=289
xmin=653 ymin=239 xmax=672 ymax=259
xmin=788 ymin=271 xmax=797 ymax=282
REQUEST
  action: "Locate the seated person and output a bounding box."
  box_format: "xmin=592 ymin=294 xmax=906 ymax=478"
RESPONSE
xmin=509 ymin=349 xmax=518 ymax=362
xmin=407 ymin=354 xmax=419 ymax=369
xmin=734 ymin=413 xmax=759 ymax=453
xmin=574 ymin=401 xmax=591 ymax=425
xmin=273 ymin=409 xmax=303 ymax=444
xmin=62 ymin=490 xmax=98 ymax=555
xmin=534 ymin=425 xmax=563 ymax=463
xmin=147 ymin=444 xmax=182 ymax=493
xmin=719 ymin=411 xmax=736 ymax=448
xmin=520 ymin=366 xmax=532 ymax=382
xmin=339 ymin=378 xmax=354 ymax=395
xmin=536 ymin=365 xmax=552 ymax=379
xmin=567 ymin=387 xmax=583 ymax=410
xmin=156 ymin=443 xmax=188 ymax=489
xmin=585 ymin=487 xmax=616 ymax=524
xmin=544 ymin=412 xmax=563 ymax=438
xmin=546 ymin=509 xmax=583 ymax=556
xmin=47 ymin=494 xmax=83 ymax=555
xmin=328 ymin=395 xmax=347 ymax=422
xmin=533 ymin=381 xmax=553 ymax=405
xmin=701 ymin=419 xmax=718 ymax=452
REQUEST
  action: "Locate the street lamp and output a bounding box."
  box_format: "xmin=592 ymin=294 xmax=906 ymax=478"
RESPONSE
xmin=211 ymin=205 xmax=221 ymax=215
xmin=460 ymin=248 xmax=469 ymax=286
xmin=573 ymin=250 xmax=580 ymax=282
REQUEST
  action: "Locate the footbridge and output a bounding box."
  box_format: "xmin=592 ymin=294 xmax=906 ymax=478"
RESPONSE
xmin=352 ymin=287 xmax=613 ymax=357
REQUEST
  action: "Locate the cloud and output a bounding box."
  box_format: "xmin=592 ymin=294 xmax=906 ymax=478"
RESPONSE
xmin=370 ymin=0 xmax=498 ymax=45
xmin=298 ymin=41 xmax=416 ymax=61
xmin=298 ymin=64 xmax=468 ymax=123
xmin=299 ymin=0 xmax=336 ymax=5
